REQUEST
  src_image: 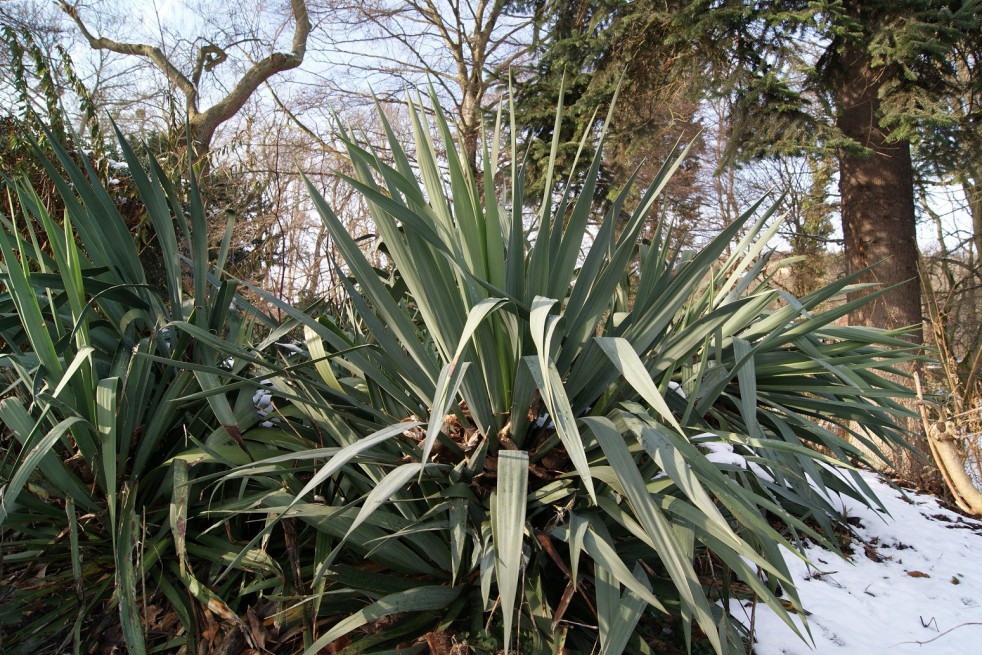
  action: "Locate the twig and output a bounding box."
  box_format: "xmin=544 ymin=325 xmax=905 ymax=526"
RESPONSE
xmin=894 ymin=621 xmax=982 ymax=646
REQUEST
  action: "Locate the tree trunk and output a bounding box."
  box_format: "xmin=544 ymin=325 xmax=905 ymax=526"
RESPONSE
xmin=964 ymin=179 xmax=982 ymax=266
xmin=460 ymin=86 xmax=482 ymax=178
xmin=834 ymin=45 xmax=923 ymax=340
xmin=833 ymin=43 xmax=931 ymax=483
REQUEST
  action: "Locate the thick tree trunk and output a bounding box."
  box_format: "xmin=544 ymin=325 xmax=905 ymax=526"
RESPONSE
xmin=834 ymin=45 xmax=922 ymax=340
xmin=833 ymin=44 xmax=929 ymax=482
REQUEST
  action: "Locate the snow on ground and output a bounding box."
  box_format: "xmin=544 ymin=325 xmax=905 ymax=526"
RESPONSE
xmin=730 ymin=471 xmax=982 ymax=654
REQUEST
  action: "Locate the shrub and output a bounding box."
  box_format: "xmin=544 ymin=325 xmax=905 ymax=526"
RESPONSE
xmin=0 ymin=130 xmax=278 ymax=654
xmin=0 ymin=97 xmax=918 ymax=654
xmin=221 ymin=96 xmax=918 ymax=654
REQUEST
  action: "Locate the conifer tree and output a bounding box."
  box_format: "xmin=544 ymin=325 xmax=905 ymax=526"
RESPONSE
xmin=515 ymin=0 xmax=982 ymax=337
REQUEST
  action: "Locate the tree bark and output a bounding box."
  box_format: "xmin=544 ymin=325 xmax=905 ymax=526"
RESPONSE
xmin=460 ymin=84 xmax=482 ymax=176
xmin=834 ymin=44 xmax=923 ymax=341
xmin=831 ymin=41 xmax=930 ymax=483
xmin=964 ymin=179 xmax=982 ymax=265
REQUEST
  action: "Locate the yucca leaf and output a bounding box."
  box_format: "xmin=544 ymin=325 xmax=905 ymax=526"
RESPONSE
xmin=491 ymin=450 xmax=529 ymax=655
xmin=96 ymin=377 xmax=119 ymax=536
xmin=109 ymin=123 xmax=183 ymax=309
xmin=290 ymin=421 xmax=422 ymax=504
xmin=601 ymin=563 xmax=650 ymax=655
xmin=316 ymin=462 xmax=433 ymax=580
xmin=595 ymin=336 xmax=683 ymax=433
xmin=185 ymin=162 xmax=209 ymax=327
xmin=0 ymin=224 xmax=63 ymax=380
xmin=0 ymin=415 xmax=88 ymax=525
xmin=170 ymin=459 xmax=190 ymax=575
xmin=307 ymin=175 xmax=438 ymax=358
xmin=0 ymin=398 xmax=92 ymax=507
xmin=302 ymin=586 xmax=460 ymax=655
xmin=32 ymin=129 xmax=144 ymax=283
xmin=584 ymin=416 xmax=722 ymax=653
xmin=594 ymin=523 xmax=620 ymax=651
xmin=66 ymin=496 xmax=84 ymax=655
xmin=448 ymin=496 xmax=467 ymax=585
xmin=115 ymin=493 xmax=147 ymax=655
xmin=304 ymin=324 xmax=343 ymax=392
xmin=421 ymin=361 xmax=471 ymax=468
xmin=525 ymin=356 xmax=597 ymax=503
xmin=421 ymin=297 xmax=507 ymax=461
xmin=576 ymin=522 xmax=666 ymax=612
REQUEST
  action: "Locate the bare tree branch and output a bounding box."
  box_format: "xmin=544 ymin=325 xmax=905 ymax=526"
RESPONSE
xmin=311 ymin=0 xmax=533 ymax=168
xmin=59 ymin=0 xmax=312 ymax=153
xmin=59 ymin=0 xmax=199 ymax=105
xmin=196 ymin=0 xmax=311 ymax=147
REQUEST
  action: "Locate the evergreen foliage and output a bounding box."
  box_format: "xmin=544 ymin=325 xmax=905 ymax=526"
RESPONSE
xmin=0 ymin=89 xmax=923 ymax=655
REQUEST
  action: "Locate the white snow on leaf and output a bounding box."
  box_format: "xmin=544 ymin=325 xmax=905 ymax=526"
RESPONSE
xmin=698 ymin=440 xmax=775 ymax=482
xmin=668 ymin=380 xmax=686 ymax=399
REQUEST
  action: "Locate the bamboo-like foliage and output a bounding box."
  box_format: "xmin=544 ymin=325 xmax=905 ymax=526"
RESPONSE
xmin=220 ymin=94 xmax=918 ymax=654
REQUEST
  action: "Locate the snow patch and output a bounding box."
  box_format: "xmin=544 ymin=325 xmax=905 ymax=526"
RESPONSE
xmin=736 ymin=470 xmax=982 ymax=654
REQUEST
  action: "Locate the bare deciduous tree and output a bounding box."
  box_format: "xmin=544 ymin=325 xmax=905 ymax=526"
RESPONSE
xmin=59 ymin=0 xmax=311 ymax=158
xmin=307 ymin=0 xmax=533 ymax=169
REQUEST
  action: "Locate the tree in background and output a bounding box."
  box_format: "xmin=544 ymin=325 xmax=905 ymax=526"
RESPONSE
xmin=519 ymin=0 xmax=980 ymax=340
xmin=509 ymin=0 xmax=705 ymax=227
xmin=914 ymin=33 xmax=981 ymax=386
xmin=304 ymin=0 xmax=534 ymax=171
xmin=58 ymin=0 xmax=311 ymax=160
xmin=678 ymin=0 xmax=982 ymax=340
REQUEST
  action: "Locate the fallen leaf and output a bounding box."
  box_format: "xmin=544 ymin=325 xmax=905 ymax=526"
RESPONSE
xmin=423 ymin=631 xmax=453 ymax=655
xmin=317 ymin=634 xmax=350 ymax=655
xmin=907 ymin=570 xmax=930 ymax=578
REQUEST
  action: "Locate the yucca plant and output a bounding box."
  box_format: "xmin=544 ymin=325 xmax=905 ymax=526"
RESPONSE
xmin=217 ymin=94 xmax=918 ymax=654
xmin=0 ymin=129 xmax=286 ymax=654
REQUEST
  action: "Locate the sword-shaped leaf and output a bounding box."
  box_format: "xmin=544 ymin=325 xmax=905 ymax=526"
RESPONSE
xmin=491 ymin=451 xmax=529 ymax=655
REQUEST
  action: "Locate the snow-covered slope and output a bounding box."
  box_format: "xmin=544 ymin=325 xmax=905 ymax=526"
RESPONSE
xmin=732 ymin=471 xmax=982 ymax=654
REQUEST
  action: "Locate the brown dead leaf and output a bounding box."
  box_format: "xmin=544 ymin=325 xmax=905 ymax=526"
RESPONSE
xmin=423 ymin=631 xmax=453 ymax=655
xmin=907 ymin=570 xmax=930 ymax=578
xmin=316 ymin=635 xmax=350 ymax=655
xmin=780 ymin=599 xmax=812 ymax=615
xmin=200 ymin=609 xmax=221 ymax=644
xmin=245 ymin=606 xmax=267 ymax=651
xmin=864 ymin=544 xmax=884 ymax=562
xmin=498 ymin=434 xmax=518 ymax=450
xmin=540 ymin=446 xmax=569 ymax=472
xmin=213 ymin=627 xmax=247 ymax=655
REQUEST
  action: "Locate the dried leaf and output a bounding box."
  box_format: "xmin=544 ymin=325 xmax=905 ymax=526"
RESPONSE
xmin=423 ymin=631 xmax=453 ymax=655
